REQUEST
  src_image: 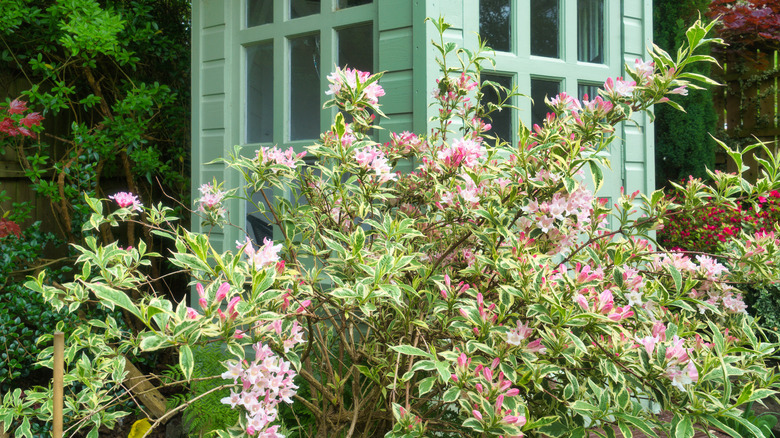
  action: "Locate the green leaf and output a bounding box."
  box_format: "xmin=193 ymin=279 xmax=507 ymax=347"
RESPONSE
xmin=179 ymin=344 xmax=194 ymax=380
xmin=139 ymin=332 xmax=168 ymax=351
xmin=614 ymin=414 xmax=656 ymax=437
xmin=418 ymin=376 xmax=436 ymax=396
xmin=589 ymin=161 xmax=604 ymax=193
xmin=671 ymin=413 xmax=694 ymax=438
xmin=91 ymin=283 xmax=142 ymax=321
xmin=389 ymin=345 xmax=432 ymax=359
xmin=570 ymin=400 xmax=599 ymax=414
xmin=442 ymin=386 xmax=460 ymax=402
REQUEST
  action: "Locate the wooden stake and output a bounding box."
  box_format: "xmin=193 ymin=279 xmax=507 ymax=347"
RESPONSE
xmin=122 ymin=356 xmax=168 ymax=420
xmin=53 ymin=332 xmax=64 ymax=438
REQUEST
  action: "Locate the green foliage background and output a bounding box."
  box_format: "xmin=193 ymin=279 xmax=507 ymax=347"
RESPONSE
xmin=0 ymin=0 xmax=191 ymax=394
xmin=653 ymin=0 xmax=718 ymax=186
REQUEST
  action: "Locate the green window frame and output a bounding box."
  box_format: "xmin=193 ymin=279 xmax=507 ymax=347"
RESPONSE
xmin=472 ymin=0 xmax=618 ymax=142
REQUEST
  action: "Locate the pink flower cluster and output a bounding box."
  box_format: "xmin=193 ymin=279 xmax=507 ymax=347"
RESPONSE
xmin=433 ymin=138 xmax=486 ymax=170
xmin=109 ymin=192 xmax=143 ymax=212
xmin=505 ymin=321 xmax=546 ymax=355
xmin=258 ymin=146 xmax=307 ymax=171
xmin=651 ymin=252 xmax=747 ymax=314
xmin=239 ymin=237 xmax=283 ymax=270
xmin=635 ymin=323 xmax=699 ymax=391
xmin=453 ymin=355 xmax=526 ymax=435
xmin=353 ymin=145 xmax=397 ymax=183
xmin=326 ymin=67 xmax=385 ymax=105
xmin=516 ymin=186 xmax=600 ymax=256
xmin=221 ymin=342 xmax=298 ymax=437
xmin=573 ymin=288 xmax=634 ymax=322
xmin=197 ymin=183 xmax=226 ymax=217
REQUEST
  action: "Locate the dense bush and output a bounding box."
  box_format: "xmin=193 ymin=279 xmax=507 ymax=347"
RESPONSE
xmin=658 ymin=180 xmax=780 ymax=253
xmin=659 ymin=174 xmax=780 ymax=341
xmin=653 ymin=0 xmax=718 ymax=185
xmin=4 ymin=18 xmax=780 ymax=438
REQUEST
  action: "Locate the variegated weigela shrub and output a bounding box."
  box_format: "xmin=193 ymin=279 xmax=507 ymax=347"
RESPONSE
xmin=4 ymin=18 xmax=780 ymax=438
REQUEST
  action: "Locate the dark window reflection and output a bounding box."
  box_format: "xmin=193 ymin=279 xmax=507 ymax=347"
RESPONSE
xmin=291 ymin=0 xmax=319 ymax=18
xmin=246 ymin=42 xmax=274 ymax=143
xmin=531 ymin=0 xmax=559 ymax=58
xmin=480 ymin=0 xmax=511 ymax=52
xmin=578 ymin=0 xmax=604 ymax=63
xmin=531 ymin=78 xmax=560 ymax=126
xmin=247 ymin=0 xmax=272 ymax=27
xmin=578 ymin=83 xmax=600 ymax=101
xmin=481 ymin=74 xmax=513 ymax=142
xmin=338 ymin=23 xmax=373 ymax=72
xmin=338 ymin=0 xmax=372 ymax=8
xmin=290 ymin=34 xmax=321 ymax=140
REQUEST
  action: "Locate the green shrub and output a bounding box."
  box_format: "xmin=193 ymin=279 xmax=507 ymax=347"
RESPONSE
xmin=183 ymin=345 xmax=240 ymax=437
xmin=653 ymin=0 xmax=718 ymax=186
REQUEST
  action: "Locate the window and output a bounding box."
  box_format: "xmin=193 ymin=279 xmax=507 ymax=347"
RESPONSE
xmin=531 ymin=0 xmax=559 ymax=58
xmin=246 ymin=42 xmax=273 ymax=144
xmin=247 ymin=0 xmax=272 ymax=27
xmin=290 ymin=34 xmax=322 ymax=141
xmin=578 ymin=0 xmax=604 ymax=63
xmin=481 ymin=74 xmax=514 ymax=143
xmin=480 ymin=0 xmax=511 ymax=52
xmin=291 ymin=0 xmax=320 ymax=18
xmin=239 ymin=0 xmax=376 ymax=234
xmin=338 ymin=23 xmax=373 ymax=72
xmin=531 ymin=78 xmax=560 ymax=126
xmin=578 ymin=83 xmax=600 ymax=101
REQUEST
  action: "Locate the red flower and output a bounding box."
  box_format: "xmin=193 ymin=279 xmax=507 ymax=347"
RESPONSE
xmin=0 ymin=218 xmax=22 ymax=238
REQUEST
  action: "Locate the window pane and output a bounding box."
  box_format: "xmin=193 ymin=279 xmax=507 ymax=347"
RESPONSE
xmin=290 ymin=34 xmax=321 ymax=141
xmin=291 ymin=0 xmax=319 ymax=18
xmin=247 ymin=0 xmax=272 ymax=27
xmin=531 ymin=0 xmax=559 ymax=58
xmin=246 ymin=42 xmax=273 ymax=144
xmin=578 ymin=0 xmax=604 ymax=63
xmin=531 ymin=78 xmax=560 ymax=126
xmin=481 ymin=74 xmax=513 ymax=143
xmin=338 ymin=23 xmax=373 ymax=72
xmin=578 ymin=83 xmax=600 ymax=101
xmin=338 ymin=0 xmax=372 ymax=8
xmin=480 ymin=0 xmax=511 ymax=52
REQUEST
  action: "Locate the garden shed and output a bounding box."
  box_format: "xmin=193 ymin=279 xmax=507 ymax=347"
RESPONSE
xmin=191 ymin=0 xmax=655 ymax=249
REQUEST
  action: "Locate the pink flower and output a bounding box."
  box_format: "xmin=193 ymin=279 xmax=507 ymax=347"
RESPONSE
xmin=196 ymin=283 xmax=208 ymax=308
xmin=239 ymin=237 xmax=282 ymax=269
xmin=109 ymin=192 xmax=143 ymax=211
xmin=215 ymin=282 xmax=230 ymax=303
xmin=525 ymin=338 xmax=547 ymax=354
xmin=186 ymin=307 xmax=200 ymax=320
xmin=326 ymin=67 xmax=385 ymax=105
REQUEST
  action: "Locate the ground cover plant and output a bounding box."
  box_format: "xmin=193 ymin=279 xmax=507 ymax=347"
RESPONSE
xmin=2 ymin=18 xmax=780 ymax=438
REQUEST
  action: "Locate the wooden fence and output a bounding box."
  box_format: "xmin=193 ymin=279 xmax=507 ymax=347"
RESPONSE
xmin=712 ymin=50 xmax=779 ymax=180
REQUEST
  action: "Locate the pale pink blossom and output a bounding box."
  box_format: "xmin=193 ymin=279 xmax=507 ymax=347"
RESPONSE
xmin=239 ymin=237 xmax=283 ymax=269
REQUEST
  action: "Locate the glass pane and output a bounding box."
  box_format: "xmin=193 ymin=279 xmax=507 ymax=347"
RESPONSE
xmin=578 ymin=83 xmax=600 ymax=101
xmin=290 ymin=34 xmax=321 ymax=141
xmin=338 ymin=24 xmax=373 ymax=72
xmin=291 ymin=0 xmax=319 ymax=18
xmin=247 ymin=0 xmax=272 ymax=27
xmin=578 ymin=0 xmax=604 ymax=63
xmin=481 ymin=74 xmax=513 ymax=143
xmin=246 ymin=42 xmax=273 ymax=144
xmin=338 ymin=0 xmax=372 ymax=8
xmin=480 ymin=0 xmax=511 ymax=52
xmin=531 ymin=78 xmax=560 ymax=126
xmin=531 ymin=0 xmax=559 ymax=58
